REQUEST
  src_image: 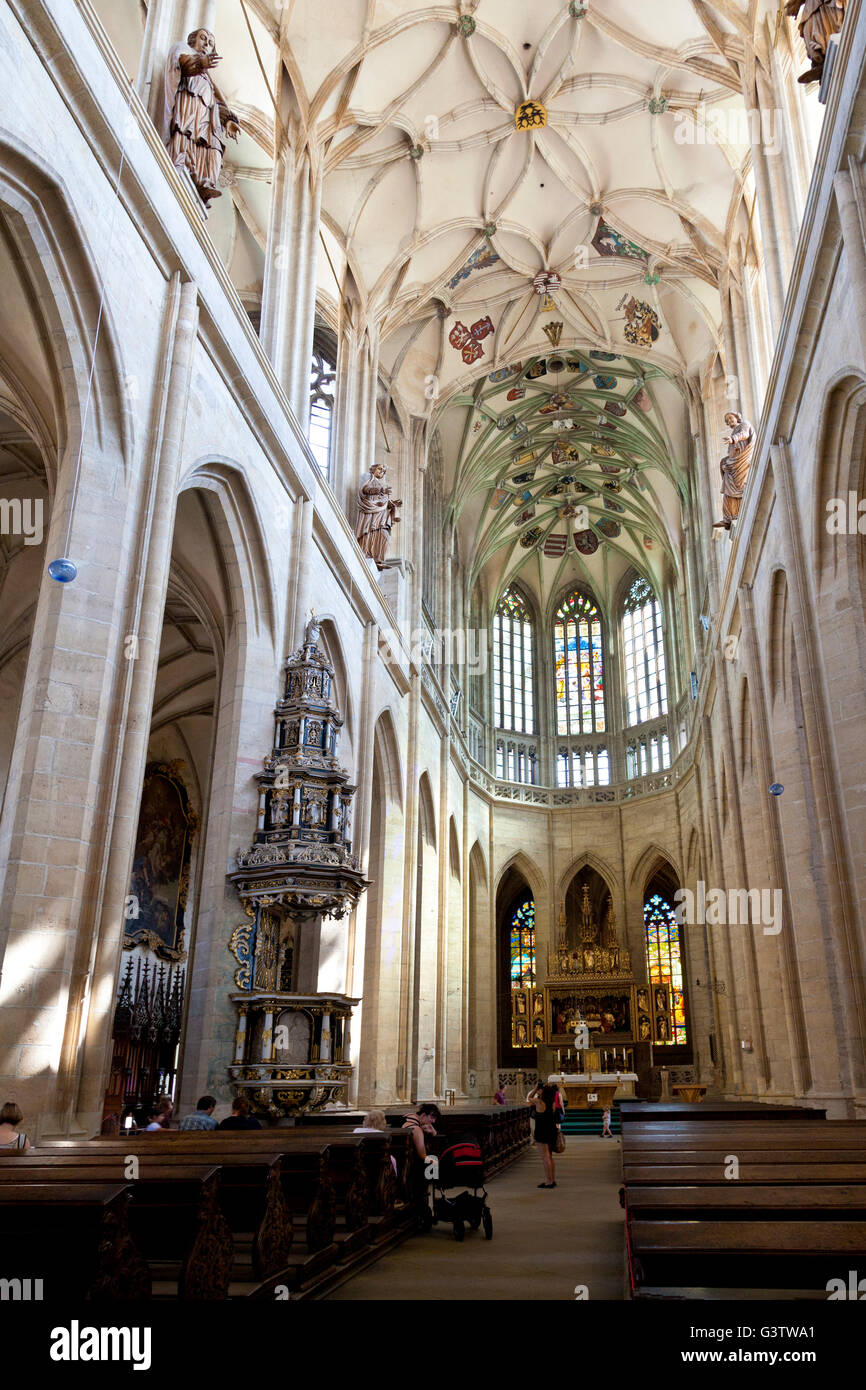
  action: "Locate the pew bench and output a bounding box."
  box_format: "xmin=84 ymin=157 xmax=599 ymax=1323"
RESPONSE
xmin=0 ymin=1182 xmax=150 ymax=1300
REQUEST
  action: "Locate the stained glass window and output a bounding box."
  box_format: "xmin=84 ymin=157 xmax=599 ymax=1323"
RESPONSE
xmin=554 ymin=590 xmax=605 ymax=736
xmin=510 ymin=897 xmax=536 ymax=1049
xmin=623 ymin=576 xmax=667 ymax=725
xmin=644 ymin=892 xmax=687 ymax=1045
xmin=493 ymin=587 xmax=534 ymax=733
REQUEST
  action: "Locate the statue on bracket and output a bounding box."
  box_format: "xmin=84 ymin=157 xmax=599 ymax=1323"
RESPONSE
xmin=785 ymin=0 xmax=847 ymax=85
xmin=714 ymin=410 xmax=755 ymax=531
xmin=354 ymin=461 xmax=402 ymax=567
xmin=163 ymin=29 xmax=240 ymax=208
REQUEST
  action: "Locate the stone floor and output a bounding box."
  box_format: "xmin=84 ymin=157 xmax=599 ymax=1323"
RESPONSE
xmin=326 ymin=1136 xmax=627 ymax=1300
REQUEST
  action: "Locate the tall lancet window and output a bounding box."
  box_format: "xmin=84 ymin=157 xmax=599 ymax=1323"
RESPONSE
xmin=309 ymin=347 xmax=336 ymax=478
xmin=554 ymin=590 xmax=605 ymax=735
xmin=622 ymin=575 xmax=667 ymax=725
xmin=644 ymin=892 xmax=687 ymax=1045
xmin=493 ymin=587 xmax=534 ymax=733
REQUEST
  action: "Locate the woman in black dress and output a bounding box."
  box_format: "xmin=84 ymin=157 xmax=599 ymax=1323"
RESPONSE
xmin=528 ymin=1082 xmax=558 ymax=1187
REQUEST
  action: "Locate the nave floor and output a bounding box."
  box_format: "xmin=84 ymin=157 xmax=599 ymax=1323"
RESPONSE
xmin=326 ymin=1137 xmax=626 ymax=1301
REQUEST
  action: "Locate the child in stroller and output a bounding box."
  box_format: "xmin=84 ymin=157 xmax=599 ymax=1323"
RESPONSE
xmin=422 ymin=1133 xmax=493 ymax=1242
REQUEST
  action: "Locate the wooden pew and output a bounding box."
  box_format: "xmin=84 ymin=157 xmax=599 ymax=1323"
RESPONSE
xmin=4 ymin=1152 xmax=290 ymax=1287
xmin=0 ymin=1182 xmax=150 ymax=1300
xmin=620 ymin=1114 xmax=866 ymax=1296
xmin=623 ymin=1162 xmax=866 ymax=1184
xmin=629 ymin=1218 xmax=866 ymax=1293
xmin=38 ymin=1133 xmax=381 ymax=1293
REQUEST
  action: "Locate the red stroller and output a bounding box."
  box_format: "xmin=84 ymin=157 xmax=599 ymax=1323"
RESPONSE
xmin=422 ymin=1134 xmax=493 ymax=1242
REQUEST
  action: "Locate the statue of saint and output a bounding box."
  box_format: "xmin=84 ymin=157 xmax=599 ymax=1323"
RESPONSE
xmin=354 ymin=462 xmax=402 ymax=567
xmin=714 ymin=411 xmax=755 ymax=530
xmin=163 ymin=29 xmax=240 ymax=207
xmin=785 ymin=0 xmax=847 ymax=84
xmin=303 ymin=612 xmax=321 ymax=652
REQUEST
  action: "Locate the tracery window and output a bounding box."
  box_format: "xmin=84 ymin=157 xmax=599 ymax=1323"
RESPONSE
xmin=493 ymin=587 xmax=534 ymax=733
xmin=644 ymin=892 xmax=687 ymax=1045
xmin=554 ymin=590 xmax=605 ymax=736
xmin=622 ymin=575 xmax=667 ymax=725
xmin=509 ymin=897 xmax=537 ymax=1048
xmin=309 ymin=348 xmax=336 ymax=477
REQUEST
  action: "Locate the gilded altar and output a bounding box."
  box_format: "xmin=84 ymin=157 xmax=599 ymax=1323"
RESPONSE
xmin=543 ymin=888 xmax=671 ymax=1067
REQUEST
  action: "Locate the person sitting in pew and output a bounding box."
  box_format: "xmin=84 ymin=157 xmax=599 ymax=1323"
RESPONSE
xmin=354 ymin=1110 xmax=399 ymax=1175
xmin=403 ymin=1104 xmax=440 ymax=1159
xmin=143 ymin=1098 xmax=173 ymax=1132
xmin=179 ymin=1095 xmax=218 ymax=1131
xmin=218 ymin=1097 xmax=262 ymax=1131
xmin=0 ymin=1101 xmax=30 ymax=1150
xmin=353 ymin=1109 xmax=388 ymax=1134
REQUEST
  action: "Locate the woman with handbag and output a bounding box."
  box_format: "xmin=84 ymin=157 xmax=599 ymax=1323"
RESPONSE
xmin=527 ymin=1082 xmax=559 ymax=1187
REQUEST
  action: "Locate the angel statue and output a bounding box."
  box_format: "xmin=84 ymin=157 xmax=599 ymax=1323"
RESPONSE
xmin=785 ymin=1 xmax=847 ymax=85
xmin=163 ymin=29 xmax=240 ymax=208
xmin=354 ymin=461 xmax=402 ymax=567
xmin=713 ymin=410 xmax=755 ymax=530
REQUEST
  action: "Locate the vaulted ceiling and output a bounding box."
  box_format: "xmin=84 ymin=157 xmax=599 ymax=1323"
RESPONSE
xmin=101 ymin=0 xmax=818 ymax=602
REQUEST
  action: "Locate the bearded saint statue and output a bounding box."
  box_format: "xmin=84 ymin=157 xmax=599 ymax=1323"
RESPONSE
xmin=163 ymin=29 xmax=240 ymax=207
xmin=354 ymin=462 xmax=402 ymax=567
xmin=714 ymin=411 xmax=756 ymax=530
xmin=785 ymin=0 xmax=847 ymax=85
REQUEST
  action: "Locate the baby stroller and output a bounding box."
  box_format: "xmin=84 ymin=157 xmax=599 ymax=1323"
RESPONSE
xmin=422 ymin=1134 xmax=493 ymax=1242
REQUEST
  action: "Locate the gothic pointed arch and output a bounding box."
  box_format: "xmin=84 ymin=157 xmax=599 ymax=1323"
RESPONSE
xmin=372 ymin=707 xmax=404 ymax=811
xmin=418 ymin=770 xmax=436 ymax=851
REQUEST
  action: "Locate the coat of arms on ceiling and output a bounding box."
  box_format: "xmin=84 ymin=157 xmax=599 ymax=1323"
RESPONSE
xmin=619 ymin=295 xmax=662 ymax=348
xmin=515 ymin=100 xmax=547 ymax=130
xmin=449 ymin=314 xmax=494 ymax=363
xmin=596 ymin=518 xmax=621 ymax=538
xmin=631 ymin=386 xmax=652 ymax=412
xmin=447 ymin=244 xmax=500 ymax=289
xmin=489 ymin=362 xmax=522 ymax=382
xmin=520 ymin=526 xmax=543 ymax=547
xmin=574 ymin=528 xmax=599 ymax=555
xmin=542 ymin=321 xmax=563 ymax=347
xmin=591 ymin=218 xmax=649 ymax=264
xmin=593 ymin=373 xmax=617 ymax=390
xmin=544 ymin=533 xmax=568 ymax=557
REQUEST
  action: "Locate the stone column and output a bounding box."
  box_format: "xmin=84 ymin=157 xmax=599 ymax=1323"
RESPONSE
xmin=259 ymin=127 xmax=322 ymax=428
xmin=71 ymin=277 xmax=200 ymax=1133
xmin=331 ymin=323 xmax=381 ymax=519
xmin=742 ymin=75 xmax=786 ymax=332
xmin=834 ymin=164 xmax=866 ymax=369
xmin=137 ymin=0 xmax=182 ymax=127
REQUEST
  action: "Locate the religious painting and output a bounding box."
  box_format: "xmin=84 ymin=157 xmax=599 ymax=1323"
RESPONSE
xmin=548 ymin=989 xmax=633 ymax=1042
xmin=636 ymin=986 xmax=650 ymax=1014
xmin=126 ymin=762 xmax=197 ymax=960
